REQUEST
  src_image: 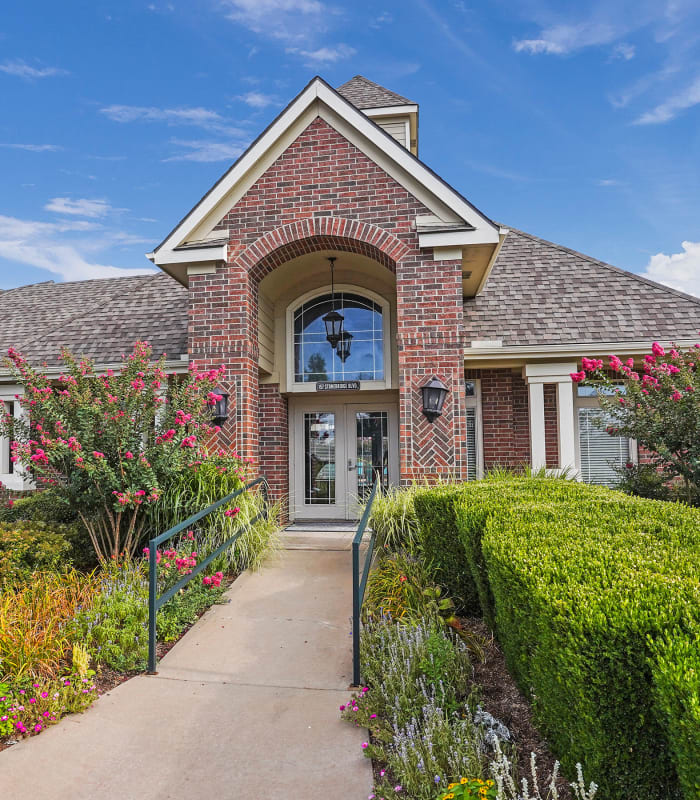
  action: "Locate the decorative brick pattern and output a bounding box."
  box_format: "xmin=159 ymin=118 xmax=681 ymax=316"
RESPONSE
xmin=189 ymin=116 xmax=469 ymax=491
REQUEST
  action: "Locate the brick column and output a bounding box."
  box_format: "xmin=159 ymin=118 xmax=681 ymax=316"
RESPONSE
xmin=188 ymin=265 xmax=260 ymax=468
xmin=259 ymin=383 xmax=289 ymax=516
xmin=396 ymin=256 xmax=468 ymax=483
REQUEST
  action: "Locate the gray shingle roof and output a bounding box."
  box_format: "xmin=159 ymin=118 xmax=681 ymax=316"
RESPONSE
xmin=464 ymin=228 xmax=700 ymax=347
xmin=336 ymin=75 xmax=414 ymax=109
xmin=0 ymin=272 xmax=188 ymax=367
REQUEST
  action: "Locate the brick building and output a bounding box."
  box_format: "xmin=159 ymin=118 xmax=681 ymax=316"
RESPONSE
xmin=3 ymin=75 xmax=700 ymax=519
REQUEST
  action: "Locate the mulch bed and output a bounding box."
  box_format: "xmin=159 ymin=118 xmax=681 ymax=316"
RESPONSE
xmin=462 ymin=617 xmax=573 ymax=799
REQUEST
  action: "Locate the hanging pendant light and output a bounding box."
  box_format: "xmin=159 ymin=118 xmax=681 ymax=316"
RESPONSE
xmin=322 ymin=256 xmax=344 ymax=348
xmin=336 ymin=330 xmax=353 ymax=362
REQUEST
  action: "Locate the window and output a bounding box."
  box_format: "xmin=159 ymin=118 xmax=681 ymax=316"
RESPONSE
xmin=465 ymin=380 xmax=482 ymax=480
xmin=293 ymin=292 xmax=384 ymax=383
xmin=577 ymin=407 xmax=631 ymax=487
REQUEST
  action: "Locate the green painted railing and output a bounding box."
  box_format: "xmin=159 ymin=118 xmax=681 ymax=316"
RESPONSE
xmin=351 ymin=474 xmax=381 ymax=686
xmin=147 ymin=476 xmax=270 ymax=674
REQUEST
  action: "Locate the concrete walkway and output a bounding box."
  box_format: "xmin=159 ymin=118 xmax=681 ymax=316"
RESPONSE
xmin=0 ymin=547 xmax=372 ymax=799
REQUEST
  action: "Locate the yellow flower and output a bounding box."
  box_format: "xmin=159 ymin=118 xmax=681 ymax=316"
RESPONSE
xmin=446 ymin=795 xmax=455 ymax=799
xmin=448 ymin=784 xmax=457 ymax=790
xmin=461 ymin=778 xmax=468 ymax=784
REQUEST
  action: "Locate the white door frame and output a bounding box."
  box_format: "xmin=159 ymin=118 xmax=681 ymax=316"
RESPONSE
xmin=289 ymin=397 xmax=399 ymax=521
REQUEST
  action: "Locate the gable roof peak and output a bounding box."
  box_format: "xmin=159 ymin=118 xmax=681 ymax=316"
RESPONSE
xmin=336 ymin=75 xmax=414 ymax=109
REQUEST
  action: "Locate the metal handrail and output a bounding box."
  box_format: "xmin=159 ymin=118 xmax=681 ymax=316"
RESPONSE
xmin=351 ymin=474 xmax=381 ymax=686
xmin=147 ymin=476 xmax=270 ymax=673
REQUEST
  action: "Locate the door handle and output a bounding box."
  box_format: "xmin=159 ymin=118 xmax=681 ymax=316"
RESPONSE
xmin=348 ymin=459 xmax=356 ymax=471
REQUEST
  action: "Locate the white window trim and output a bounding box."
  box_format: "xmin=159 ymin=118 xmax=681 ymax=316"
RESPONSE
xmin=0 ymin=387 xmax=29 ymax=491
xmin=465 ymin=379 xmax=484 ymax=480
xmin=574 ymin=391 xmax=638 ymax=482
xmin=285 ymin=284 xmax=392 ymax=393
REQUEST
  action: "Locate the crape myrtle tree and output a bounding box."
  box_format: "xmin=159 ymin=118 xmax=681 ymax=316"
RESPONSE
xmin=1 ymin=341 xmax=226 ymax=561
xmin=571 ymin=340 xmax=700 ymax=503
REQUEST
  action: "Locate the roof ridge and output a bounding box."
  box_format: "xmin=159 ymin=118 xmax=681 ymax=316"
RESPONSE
xmin=336 ymin=74 xmax=414 ymax=107
xmin=506 ymin=226 xmax=700 ymax=309
xmin=17 ymin=271 xmax=169 ymax=357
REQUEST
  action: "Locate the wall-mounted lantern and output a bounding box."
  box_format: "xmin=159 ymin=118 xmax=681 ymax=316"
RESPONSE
xmin=421 ymin=377 xmax=448 ymax=423
xmin=336 ymin=330 xmax=353 ymax=362
xmin=211 ymin=388 xmax=229 ymax=426
xmin=322 ymin=256 xmax=344 ymax=348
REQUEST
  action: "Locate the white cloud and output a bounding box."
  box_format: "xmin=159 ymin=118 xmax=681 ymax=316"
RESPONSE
xmin=596 ymin=178 xmax=623 ymax=186
xmin=99 ymin=104 xmax=224 ymax=126
xmin=612 ymin=42 xmax=636 ymax=60
xmin=513 ymin=38 xmax=566 ymax=55
xmin=634 ymin=75 xmax=700 ymax=124
xmin=0 ymin=59 xmax=68 ymax=79
xmin=513 ymin=21 xmax=621 ymax=56
xmin=292 ymin=43 xmax=356 ymax=63
xmin=221 ymin=0 xmax=328 ymax=43
xmin=235 ymin=91 xmax=278 ymax=108
xmin=162 ymin=138 xmax=248 ymax=162
xmin=0 ymin=143 xmax=62 ymax=152
xmin=0 ymin=215 xmax=154 ymax=282
xmin=44 ymin=197 xmax=114 ymax=218
xmin=640 ymin=240 xmax=700 ymax=298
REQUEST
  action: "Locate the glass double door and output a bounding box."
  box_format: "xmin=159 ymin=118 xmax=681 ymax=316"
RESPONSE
xmin=293 ymin=402 xmax=398 ymax=520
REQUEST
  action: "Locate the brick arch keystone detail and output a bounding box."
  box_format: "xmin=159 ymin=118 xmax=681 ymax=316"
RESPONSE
xmin=234 ymin=217 xmax=411 ymax=281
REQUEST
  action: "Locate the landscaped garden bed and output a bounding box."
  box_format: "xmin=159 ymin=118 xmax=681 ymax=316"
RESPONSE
xmin=0 ymin=342 xmax=279 ymax=750
xmin=344 ymin=474 xmax=700 ymax=800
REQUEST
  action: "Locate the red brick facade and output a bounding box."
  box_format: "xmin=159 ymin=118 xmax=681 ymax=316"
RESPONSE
xmin=187 ymin=116 xmax=471 ymax=499
xmin=467 ymin=368 xmax=559 ymax=471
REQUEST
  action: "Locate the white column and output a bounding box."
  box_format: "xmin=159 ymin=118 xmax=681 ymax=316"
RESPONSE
xmin=556 ymin=379 xmax=576 ymax=472
xmin=528 ymin=381 xmax=546 ymax=471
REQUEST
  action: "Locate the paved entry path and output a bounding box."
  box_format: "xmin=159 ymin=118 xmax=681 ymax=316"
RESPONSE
xmin=0 ymin=546 xmax=372 ymax=799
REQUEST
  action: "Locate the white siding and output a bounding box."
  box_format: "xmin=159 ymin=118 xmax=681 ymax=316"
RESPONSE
xmin=374 ymin=116 xmax=409 ymax=149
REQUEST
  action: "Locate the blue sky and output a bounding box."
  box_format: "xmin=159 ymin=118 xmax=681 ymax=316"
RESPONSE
xmin=1 ymin=0 xmax=699 ymax=294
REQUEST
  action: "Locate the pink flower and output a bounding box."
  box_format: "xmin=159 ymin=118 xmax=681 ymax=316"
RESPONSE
xmin=340 ymin=705 xmax=346 ymax=711
xmin=361 ymin=742 xmax=368 ymax=749
xmin=124 ymin=451 xmax=134 ymax=459
xmin=672 ymin=390 xmax=683 ymax=402
xmin=203 ymin=576 xmax=213 ymax=586
xmin=570 ymin=371 xmax=586 ymax=383
xmin=651 ymin=341 xmax=666 ymax=357
xmin=224 ymin=507 xmax=240 ymax=517
xmin=609 ymin=355 xmax=622 ymax=371
xmin=92 ymin=451 xmax=104 ymax=459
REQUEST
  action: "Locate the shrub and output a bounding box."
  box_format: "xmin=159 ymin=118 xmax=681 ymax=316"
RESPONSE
xmin=1 ymin=489 xmax=97 ymax=569
xmin=367 ymin=485 xmax=422 ymax=553
xmin=0 ymin=570 xmax=98 ymax=681
xmin=0 ymin=521 xmax=72 ymax=585
xmin=461 ymin=479 xmax=700 ymax=799
xmin=1 ymin=342 xmax=226 ymax=561
xmin=576 ymin=342 xmax=700 ymax=503
xmin=651 ymin=634 xmax=700 ymax=800
xmin=413 ymin=485 xmax=479 ymax=615
xmin=613 ymin=461 xmax=671 ymax=501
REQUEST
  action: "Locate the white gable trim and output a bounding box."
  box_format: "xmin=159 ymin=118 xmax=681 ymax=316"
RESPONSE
xmin=363 ymin=104 xmax=418 ymax=116
xmin=151 ymin=77 xmax=498 ymax=257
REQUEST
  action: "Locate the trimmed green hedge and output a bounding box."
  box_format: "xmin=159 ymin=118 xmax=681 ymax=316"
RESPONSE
xmin=413 ymin=485 xmax=480 ymax=614
xmin=429 ymin=476 xmax=700 ymax=800
xmin=652 ymin=634 xmax=700 ymax=800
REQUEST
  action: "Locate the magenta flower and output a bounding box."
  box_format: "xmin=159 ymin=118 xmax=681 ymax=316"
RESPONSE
xmin=361 ymin=742 xmax=368 ymax=749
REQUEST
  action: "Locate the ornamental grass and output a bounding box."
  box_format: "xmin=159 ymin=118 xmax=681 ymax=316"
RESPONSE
xmin=0 ymin=570 xmax=98 ymax=681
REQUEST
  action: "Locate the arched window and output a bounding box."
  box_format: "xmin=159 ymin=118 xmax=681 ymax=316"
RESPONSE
xmin=293 ymin=292 xmax=384 ymax=383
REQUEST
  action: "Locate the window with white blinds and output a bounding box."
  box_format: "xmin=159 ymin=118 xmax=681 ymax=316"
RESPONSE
xmin=578 ymin=407 xmax=630 ymax=487
xmin=466 ymin=407 xmax=477 ymax=481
